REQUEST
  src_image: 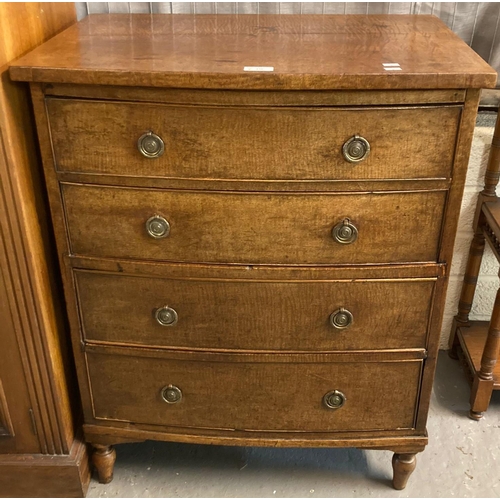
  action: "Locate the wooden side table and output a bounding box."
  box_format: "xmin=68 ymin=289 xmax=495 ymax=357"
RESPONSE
xmin=449 ymin=111 xmax=500 ymax=419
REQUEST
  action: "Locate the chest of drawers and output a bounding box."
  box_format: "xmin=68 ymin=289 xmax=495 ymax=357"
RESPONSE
xmin=10 ymin=13 xmax=496 ymax=490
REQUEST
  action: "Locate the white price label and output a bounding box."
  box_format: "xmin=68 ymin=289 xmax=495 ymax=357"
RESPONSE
xmin=383 ymin=63 xmax=402 ymax=71
xmin=243 ymin=66 xmax=275 ymax=72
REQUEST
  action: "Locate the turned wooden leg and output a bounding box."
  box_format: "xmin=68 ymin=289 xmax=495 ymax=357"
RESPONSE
xmin=469 ymin=282 xmax=500 ymax=420
xmin=91 ymin=444 xmax=116 ymax=484
xmin=469 ymin=409 xmax=484 ymax=420
xmin=392 ymin=453 xmax=417 ymax=490
xmin=482 ymin=112 xmax=500 ymax=200
xmin=448 ymin=317 xmax=461 ymax=360
xmin=449 ymin=231 xmax=486 ymax=359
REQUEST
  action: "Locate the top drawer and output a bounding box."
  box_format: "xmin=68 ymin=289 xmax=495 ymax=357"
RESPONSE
xmin=46 ymin=98 xmax=461 ymax=182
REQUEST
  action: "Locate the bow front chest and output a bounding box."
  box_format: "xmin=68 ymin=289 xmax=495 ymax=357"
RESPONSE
xmin=10 ymin=14 xmax=496 ymax=489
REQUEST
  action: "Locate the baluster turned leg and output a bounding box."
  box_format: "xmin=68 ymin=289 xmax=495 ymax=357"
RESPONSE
xmin=469 ymin=283 xmax=500 ymax=420
xmin=91 ymin=444 xmax=117 ymax=484
xmin=392 ymin=453 xmax=417 ymax=490
xmin=482 ymin=113 xmax=500 ymax=200
xmin=449 ymin=231 xmax=486 ymax=359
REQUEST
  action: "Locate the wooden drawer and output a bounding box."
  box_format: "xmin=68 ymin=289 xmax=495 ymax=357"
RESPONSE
xmin=62 ymin=184 xmax=446 ymax=265
xmin=76 ymin=270 xmax=435 ymax=351
xmin=87 ymin=350 xmax=422 ymax=432
xmin=46 ymin=98 xmax=461 ymax=181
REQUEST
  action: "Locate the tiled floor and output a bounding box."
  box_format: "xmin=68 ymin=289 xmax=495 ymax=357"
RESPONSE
xmin=87 ymin=352 xmax=500 ymax=498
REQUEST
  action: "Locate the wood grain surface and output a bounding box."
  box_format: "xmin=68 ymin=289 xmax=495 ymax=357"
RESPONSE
xmin=68 ymin=257 xmax=446 ymax=280
xmin=44 ymin=84 xmax=467 ymax=106
xmin=75 ymin=270 xmax=435 ymax=351
xmin=9 ymin=14 xmax=497 ymax=89
xmin=0 ymin=2 xmax=75 ymax=67
xmin=86 ymin=350 xmax=422 ymax=432
xmin=46 ymin=97 xmax=461 ymax=181
xmin=0 ymin=438 xmax=89 ymax=498
xmin=0 ymin=2 xmax=90 ymax=496
xmin=458 ymin=322 xmax=500 ymax=388
xmin=82 ymin=421 xmax=427 ymax=451
xmin=62 ymin=184 xmax=447 ymax=265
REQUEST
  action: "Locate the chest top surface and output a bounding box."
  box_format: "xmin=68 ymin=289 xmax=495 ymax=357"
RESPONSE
xmin=9 ymin=14 xmax=496 ymax=90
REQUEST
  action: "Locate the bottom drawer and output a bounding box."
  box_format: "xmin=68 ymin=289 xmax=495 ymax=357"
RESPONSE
xmin=87 ymin=351 xmax=422 ymax=432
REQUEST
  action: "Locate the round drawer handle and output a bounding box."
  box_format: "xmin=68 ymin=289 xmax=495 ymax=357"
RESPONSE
xmin=146 ymin=215 xmax=170 ymax=239
xmin=161 ymin=385 xmax=182 ymax=404
xmin=342 ymin=135 xmax=370 ymax=163
xmin=138 ymin=131 xmax=165 ymax=159
xmin=155 ymin=306 xmax=178 ymax=326
xmin=323 ymin=390 xmax=346 ymax=410
xmin=330 ymin=307 xmax=353 ymax=330
xmin=332 ymin=218 xmax=358 ymax=244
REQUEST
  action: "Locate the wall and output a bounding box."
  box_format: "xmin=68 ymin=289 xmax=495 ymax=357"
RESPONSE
xmin=442 ymin=112 xmax=498 ymax=349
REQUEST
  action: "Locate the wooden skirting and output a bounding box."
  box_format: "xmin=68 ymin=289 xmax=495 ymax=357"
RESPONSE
xmin=0 ymin=437 xmax=89 ymax=498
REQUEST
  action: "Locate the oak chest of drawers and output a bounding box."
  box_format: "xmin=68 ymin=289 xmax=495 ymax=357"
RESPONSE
xmin=10 ymin=13 xmax=496 ymax=490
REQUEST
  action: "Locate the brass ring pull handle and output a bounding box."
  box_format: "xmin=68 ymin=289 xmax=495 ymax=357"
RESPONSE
xmin=332 ymin=218 xmax=358 ymax=244
xmin=323 ymin=390 xmax=346 ymax=410
xmin=138 ymin=131 xmax=165 ymax=158
xmin=330 ymin=307 xmax=353 ymax=329
xmin=155 ymin=306 xmax=178 ymax=326
xmin=146 ymin=215 xmax=170 ymax=239
xmin=161 ymin=385 xmax=182 ymax=404
xmin=342 ymin=135 xmax=370 ymax=163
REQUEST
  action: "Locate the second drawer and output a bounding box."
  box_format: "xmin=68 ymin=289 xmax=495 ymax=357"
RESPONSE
xmin=62 ymin=184 xmax=446 ymax=265
xmin=75 ymin=270 xmax=435 ymax=350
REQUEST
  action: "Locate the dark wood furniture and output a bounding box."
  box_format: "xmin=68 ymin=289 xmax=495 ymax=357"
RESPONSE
xmin=0 ymin=3 xmax=89 ymax=497
xmin=10 ymin=14 xmax=496 ymax=490
xmin=449 ymin=112 xmax=500 ymax=420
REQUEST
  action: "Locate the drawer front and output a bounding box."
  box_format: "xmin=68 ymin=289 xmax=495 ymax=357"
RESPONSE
xmin=47 ymin=98 xmax=461 ymax=181
xmin=76 ymin=270 xmax=434 ymax=351
xmin=87 ymin=351 xmax=422 ymax=432
xmin=62 ymin=185 xmax=446 ymax=265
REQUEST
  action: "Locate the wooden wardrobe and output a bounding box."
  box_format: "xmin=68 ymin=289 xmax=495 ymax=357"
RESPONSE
xmin=0 ymin=3 xmax=89 ymax=496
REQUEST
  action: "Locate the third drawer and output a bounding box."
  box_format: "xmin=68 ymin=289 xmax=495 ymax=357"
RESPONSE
xmin=75 ymin=269 xmax=435 ymax=350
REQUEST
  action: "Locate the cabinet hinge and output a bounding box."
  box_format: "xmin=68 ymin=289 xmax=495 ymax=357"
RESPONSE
xmin=28 ymin=409 xmax=37 ymax=435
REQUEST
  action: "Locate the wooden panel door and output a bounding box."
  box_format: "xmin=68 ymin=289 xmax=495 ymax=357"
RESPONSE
xmin=0 ymin=258 xmax=39 ymax=453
